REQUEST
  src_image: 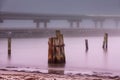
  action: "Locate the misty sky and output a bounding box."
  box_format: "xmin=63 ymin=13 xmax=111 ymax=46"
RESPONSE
xmin=0 ymin=0 xmax=120 ymax=15
xmin=0 ymin=0 xmax=120 ymax=29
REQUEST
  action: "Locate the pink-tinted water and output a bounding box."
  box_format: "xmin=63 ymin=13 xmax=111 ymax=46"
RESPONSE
xmin=0 ymin=36 xmax=120 ymax=72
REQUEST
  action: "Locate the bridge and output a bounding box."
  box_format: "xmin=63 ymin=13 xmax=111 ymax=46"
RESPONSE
xmin=0 ymin=12 xmax=120 ymax=28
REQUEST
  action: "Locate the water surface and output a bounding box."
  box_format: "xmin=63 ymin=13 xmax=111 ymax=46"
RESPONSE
xmin=0 ymin=36 xmax=120 ymax=73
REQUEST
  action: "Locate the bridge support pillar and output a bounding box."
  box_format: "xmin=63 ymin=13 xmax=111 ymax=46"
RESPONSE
xmin=44 ymin=21 xmax=47 ymax=28
xmin=34 ymin=19 xmax=40 ymax=29
xmin=69 ymin=20 xmax=73 ymax=28
xmin=114 ymin=19 xmax=119 ymax=28
xmin=93 ymin=18 xmax=105 ymax=28
xmin=76 ymin=20 xmax=82 ymax=28
xmin=68 ymin=19 xmax=82 ymax=28
xmin=100 ymin=20 xmax=104 ymax=28
xmin=34 ymin=19 xmax=50 ymax=29
xmin=0 ymin=19 xmax=3 ymax=23
xmin=76 ymin=21 xmax=80 ymax=28
xmin=36 ymin=21 xmax=40 ymax=28
xmin=93 ymin=20 xmax=98 ymax=28
xmin=44 ymin=20 xmax=50 ymax=28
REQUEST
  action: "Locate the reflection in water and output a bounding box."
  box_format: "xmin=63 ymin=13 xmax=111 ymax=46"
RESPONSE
xmin=8 ymin=53 xmax=11 ymax=65
xmin=103 ymin=48 xmax=108 ymax=53
xmin=85 ymin=49 xmax=88 ymax=53
xmin=85 ymin=52 xmax=88 ymax=67
xmin=48 ymin=64 xmax=65 ymax=74
xmin=103 ymin=49 xmax=108 ymax=69
xmin=8 ymin=53 xmax=11 ymax=61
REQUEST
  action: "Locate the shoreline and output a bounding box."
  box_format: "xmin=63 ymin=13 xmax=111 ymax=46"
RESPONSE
xmin=0 ymin=69 xmax=120 ymax=80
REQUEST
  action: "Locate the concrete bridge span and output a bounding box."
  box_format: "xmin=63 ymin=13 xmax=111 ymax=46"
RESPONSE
xmin=0 ymin=12 xmax=120 ymax=28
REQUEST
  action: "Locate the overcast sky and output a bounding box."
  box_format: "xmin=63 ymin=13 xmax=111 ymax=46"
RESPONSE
xmin=0 ymin=0 xmax=120 ymax=15
xmin=0 ymin=0 xmax=120 ymax=29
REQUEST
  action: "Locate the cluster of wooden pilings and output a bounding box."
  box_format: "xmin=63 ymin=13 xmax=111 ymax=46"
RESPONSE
xmin=6 ymin=31 xmax=108 ymax=62
xmin=85 ymin=33 xmax=108 ymax=52
xmin=48 ymin=30 xmax=66 ymax=64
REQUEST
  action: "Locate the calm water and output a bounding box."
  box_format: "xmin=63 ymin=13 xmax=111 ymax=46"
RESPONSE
xmin=0 ymin=36 xmax=120 ymax=73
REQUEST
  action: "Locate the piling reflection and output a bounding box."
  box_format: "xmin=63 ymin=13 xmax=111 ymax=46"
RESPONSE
xmin=48 ymin=63 xmax=65 ymax=74
xmin=102 ymin=47 xmax=108 ymax=70
xmin=103 ymin=48 xmax=108 ymax=53
xmin=85 ymin=49 xmax=88 ymax=53
xmin=85 ymin=52 xmax=88 ymax=67
xmin=8 ymin=53 xmax=11 ymax=61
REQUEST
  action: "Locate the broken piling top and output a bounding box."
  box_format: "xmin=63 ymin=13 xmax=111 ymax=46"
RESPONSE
xmin=58 ymin=34 xmax=64 ymax=46
xmin=55 ymin=30 xmax=64 ymax=45
xmin=105 ymin=33 xmax=108 ymax=36
xmin=56 ymin=30 xmax=61 ymax=37
xmin=104 ymin=33 xmax=108 ymax=41
xmin=105 ymin=33 xmax=108 ymax=37
xmin=103 ymin=33 xmax=108 ymax=50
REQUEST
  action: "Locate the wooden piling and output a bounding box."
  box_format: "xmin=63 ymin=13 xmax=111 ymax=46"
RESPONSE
xmin=102 ymin=33 xmax=108 ymax=49
xmin=48 ymin=30 xmax=66 ymax=64
xmin=8 ymin=37 xmax=11 ymax=54
xmin=85 ymin=39 xmax=88 ymax=51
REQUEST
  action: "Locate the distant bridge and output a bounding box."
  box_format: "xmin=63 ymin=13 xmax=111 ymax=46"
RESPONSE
xmin=0 ymin=11 xmax=120 ymax=28
xmin=0 ymin=28 xmax=120 ymax=38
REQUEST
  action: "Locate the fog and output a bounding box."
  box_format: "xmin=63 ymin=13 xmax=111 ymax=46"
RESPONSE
xmin=0 ymin=0 xmax=120 ymax=15
xmin=0 ymin=0 xmax=120 ymax=29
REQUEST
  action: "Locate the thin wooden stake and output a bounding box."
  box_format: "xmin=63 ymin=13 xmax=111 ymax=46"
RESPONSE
xmin=102 ymin=33 xmax=108 ymax=50
xmin=85 ymin=39 xmax=88 ymax=51
xmin=8 ymin=37 xmax=11 ymax=54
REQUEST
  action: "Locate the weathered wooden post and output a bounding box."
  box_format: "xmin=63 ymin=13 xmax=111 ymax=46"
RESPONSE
xmin=56 ymin=30 xmax=61 ymax=37
xmin=8 ymin=32 xmax=12 ymax=54
xmin=8 ymin=37 xmax=11 ymax=54
xmin=48 ymin=30 xmax=66 ymax=64
xmin=85 ymin=39 xmax=88 ymax=51
xmin=102 ymin=33 xmax=108 ymax=50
